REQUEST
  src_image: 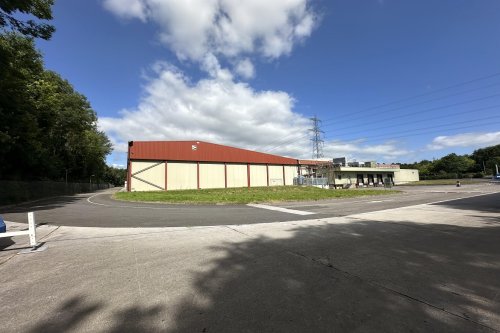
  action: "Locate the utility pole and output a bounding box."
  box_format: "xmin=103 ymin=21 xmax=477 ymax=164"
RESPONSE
xmin=309 ymin=115 xmax=324 ymax=159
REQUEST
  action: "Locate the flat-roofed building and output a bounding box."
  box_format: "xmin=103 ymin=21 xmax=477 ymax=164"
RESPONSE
xmin=317 ymin=161 xmax=419 ymax=187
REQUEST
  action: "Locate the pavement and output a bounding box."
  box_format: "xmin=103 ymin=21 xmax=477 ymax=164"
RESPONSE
xmin=0 ymin=186 xmax=499 ymax=332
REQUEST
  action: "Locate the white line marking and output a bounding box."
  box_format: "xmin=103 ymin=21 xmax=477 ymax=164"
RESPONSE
xmin=86 ymin=193 xmax=178 ymax=209
xmin=86 ymin=193 xmax=249 ymax=210
xmin=351 ymin=191 xmax=500 ymax=217
xmin=247 ymin=204 xmax=315 ymax=215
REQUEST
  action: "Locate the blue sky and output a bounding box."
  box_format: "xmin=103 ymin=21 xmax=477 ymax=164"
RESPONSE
xmin=35 ymin=0 xmax=500 ymax=167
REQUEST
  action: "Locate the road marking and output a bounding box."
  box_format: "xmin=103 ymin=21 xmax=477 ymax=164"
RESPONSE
xmin=351 ymin=191 xmax=500 ymax=217
xmin=247 ymin=204 xmax=315 ymax=216
xmin=86 ymin=193 xmax=250 ymax=210
xmin=86 ymin=193 xmax=178 ymax=209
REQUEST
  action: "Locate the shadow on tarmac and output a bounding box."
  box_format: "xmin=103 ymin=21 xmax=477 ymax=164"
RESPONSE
xmin=0 ymin=237 xmax=14 ymax=250
xmin=25 ymin=216 xmax=500 ymax=332
xmin=165 ymin=221 xmax=500 ymax=332
xmin=1 ymin=195 xmax=83 ymax=215
xmin=432 ymin=192 xmax=500 ymax=213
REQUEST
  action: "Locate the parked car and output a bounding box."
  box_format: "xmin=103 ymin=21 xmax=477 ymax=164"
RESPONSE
xmin=0 ymin=216 xmax=6 ymax=233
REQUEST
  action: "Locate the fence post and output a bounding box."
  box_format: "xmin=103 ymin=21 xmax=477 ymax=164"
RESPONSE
xmin=28 ymin=212 xmax=37 ymax=248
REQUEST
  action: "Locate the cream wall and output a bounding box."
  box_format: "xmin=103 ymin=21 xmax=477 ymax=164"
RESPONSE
xmin=250 ymin=164 xmax=267 ymax=187
xmin=199 ymin=163 xmax=225 ymax=189
xmin=284 ymin=166 xmax=298 ymax=185
xmin=226 ymin=164 xmax=248 ymax=188
xmin=268 ymin=165 xmax=284 ymax=186
xmin=394 ymin=169 xmax=419 ymax=183
xmin=167 ymin=162 xmax=197 ymax=190
xmin=130 ymin=161 xmax=165 ymax=191
xmin=130 ymin=160 xmax=300 ymax=191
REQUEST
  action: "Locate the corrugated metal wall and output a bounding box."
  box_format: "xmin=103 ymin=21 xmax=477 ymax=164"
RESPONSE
xmin=284 ymin=166 xmax=297 ymax=185
xmin=130 ymin=161 xmax=165 ymax=191
xmin=167 ymin=162 xmax=197 ymax=190
xmin=199 ymin=163 xmax=225 ymax=189
xmin=268 ymin=165 xmax=284 ymax=186
xmin=127 ymin=142 xmax=307 ymax=191
xmin=130 ymin=160 xmax=301 ymax=191
xmin=226 ymin=164 xmax=247 ymax=188
xmin=250 ymin=165 xmax=267 ymax=187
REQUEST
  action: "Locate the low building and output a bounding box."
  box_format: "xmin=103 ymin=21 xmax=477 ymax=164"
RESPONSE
xmin=126 ymin=141 xmax=304 ymax=191
xmin=317 ymin=161 xmax=419 ymax=187
xmin=126 ymin=141 xmax=419 ymax=191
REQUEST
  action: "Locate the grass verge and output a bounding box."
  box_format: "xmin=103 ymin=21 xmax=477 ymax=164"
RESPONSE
xmin=114 ymin=186 xmax=399 ymax=204
xmin=402 ymin=179 xmax=485 ymax=186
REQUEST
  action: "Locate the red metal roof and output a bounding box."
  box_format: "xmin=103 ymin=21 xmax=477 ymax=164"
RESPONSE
xmin=128 ymin=141 xmax=300 ymax=165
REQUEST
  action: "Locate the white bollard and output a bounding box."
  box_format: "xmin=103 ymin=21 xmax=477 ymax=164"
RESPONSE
xmin=28 ymin=212 xmax=37 ymax=248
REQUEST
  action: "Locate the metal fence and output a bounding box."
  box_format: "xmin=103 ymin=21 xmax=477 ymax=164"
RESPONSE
xmin=293 ymin=177 xmax=328 ymax=186
xmin=0 ymin=180 xmax=111 ymax=205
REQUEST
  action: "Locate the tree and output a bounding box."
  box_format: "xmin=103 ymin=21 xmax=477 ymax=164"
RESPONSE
xmin=470 ymin=144 xmax=500 ymax=175
xmin=103 ymin=166 xmax=126 ymax=186
xmin=400 ymin=159 xmax=435 ymax=176
xmin=0 ymin=33 xmax=45 ymax=178
xmin=0 ymin=33 xmax=113 ymax=181
xmin=432 ymin=153 xmax=475 ymax=175
xmin=0 ymin=0 xmax=55 ymax=39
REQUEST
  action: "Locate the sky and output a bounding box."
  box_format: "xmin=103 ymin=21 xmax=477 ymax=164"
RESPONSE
xmin=35 ymin=0 xmax=500 ymax=167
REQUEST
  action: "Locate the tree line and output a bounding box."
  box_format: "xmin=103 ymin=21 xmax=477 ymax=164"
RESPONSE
xmin=399 ymin=144 xmax=500 ymax=179
xmin=0 ymin=1 xmax=125 ymax=185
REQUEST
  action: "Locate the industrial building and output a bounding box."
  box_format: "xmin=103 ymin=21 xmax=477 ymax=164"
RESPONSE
xmin=126 ymin=141 xmax=419 ymax=191
xmin=126 ymin=141 xmax=302 ymax=191
xmin=317 ymin=159 xmax=419 ymax=188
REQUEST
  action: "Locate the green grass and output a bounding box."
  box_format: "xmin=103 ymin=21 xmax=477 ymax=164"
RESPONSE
xmin=402 ymin=179 xmax=485 ymax=186
xmin=114 ymin=186 xmax=399 ymax=204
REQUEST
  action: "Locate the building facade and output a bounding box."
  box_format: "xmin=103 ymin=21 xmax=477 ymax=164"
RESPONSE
xmin=317 ymin=163 xmax=419 ymax=187
xmin=127 ymin=141 xmax=302 ymax=191
xmin=126 ymin=141 xmax=419 ymax=191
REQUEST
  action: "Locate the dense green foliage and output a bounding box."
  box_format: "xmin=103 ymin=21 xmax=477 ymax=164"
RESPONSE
xmin=0 ymin=0 xmax=55 ymax=39
xmin=0 ymin=33 xmax=114 ymax=182
xmin=470 ymin=145 xmax=500 ymax=175
xmin=115 ymin=186 xmax=399 ymax=204
xmin=103 ymin=166 xmax=127 ymax=186
xmin=400 ymin=144 xmax=500 ymax=178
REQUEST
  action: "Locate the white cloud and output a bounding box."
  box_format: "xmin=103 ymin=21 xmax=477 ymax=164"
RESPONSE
xmin=234 ymin=58 xmax=255 ymax=79
xmin=99 ymin=62 xmax=310 ymax=157
xmin=99 ymin=63 xmax=411 ymax=163
xmin=102 ymin=0 xmax=148 ymax=21
xmin=323 ymin=140 xmax=411 ymax=162
xmin=427 ymin=131 xmax=500 ymax=150
xmin=102 ymin=0 xmax=317 ymax=64
xmin=100 ymin=0 xmax=410 ymax=164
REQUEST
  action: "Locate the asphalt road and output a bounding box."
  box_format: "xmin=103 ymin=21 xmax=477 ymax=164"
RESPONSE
xmin=2 ymin=183 xmax=499 ymax=227
xmin=1 ymin=186 xmax=500 ymax=332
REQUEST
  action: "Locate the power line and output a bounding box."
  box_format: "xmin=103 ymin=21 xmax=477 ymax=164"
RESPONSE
xmin=349 ymin=119 xmax=500 ymax=144
xmin=345 ymin=115 xmax=500 ymax=142
xmin=265 ymin=109 xmax=500 ymax=154
xmin=322 ymin=81 xmax=500 ymax=126
xmin=324 ymin=91 xmax=500 ymax=133
xmin=257 ymin=71 xmax=500 ymax=153
xmin=320 ymin=71 xmax=500 ymax=124
xmin=266 ymin=104 xmax=500 ymax=152
xmin=333 ymin=104 xmax=500 ymax=138
xmin=263 ymin=72 xmax=500 ymax=152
